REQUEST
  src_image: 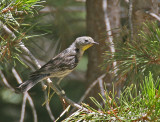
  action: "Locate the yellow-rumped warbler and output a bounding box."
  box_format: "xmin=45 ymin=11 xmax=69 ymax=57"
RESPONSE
xmin=17 ymin=36 xmax=98 ymax=93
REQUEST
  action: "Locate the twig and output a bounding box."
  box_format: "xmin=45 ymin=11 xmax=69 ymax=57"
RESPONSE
xmin=98 ymin=77 xmax=105 ymax=101
xmin=70 ymin=74 xmax=106 ymax=113
xmin=0 ymin=69 xmax=38 ymax=122
xmin=12 ymin=68 xmax=38 ymax=122
xmin=0 ymin=20 xmax=55 ymax=121
xmin=128 ymin=0 xmax=133 ymax=40
xmin=12 ymin=68 xmax=23 ymax=84
xmin=20 ymin=93 xmax=27 ymax=122
xmin=19 ymin=42 xmax=41 ymax=68
xmin=146 ymin=12 xmax=160 ymax=22
xmin=78 ymin=74 xmax=106 ymax=105
xmin=102 ymin=0 xmax=118 ymax=76
xmin=41 ymin=81 xmax=55 ymax=121
xmin=26 ymin=94 xmax=38 ymax=122
xmin=47 ymin=78 xmax=88 ymax=112
xmin=19 ymin=43 xmax=55 ymax=121
xmin=0 ymin=20 xmax=16 ymax=39
xmin=0 ymin=70 xmax=15 ymax=91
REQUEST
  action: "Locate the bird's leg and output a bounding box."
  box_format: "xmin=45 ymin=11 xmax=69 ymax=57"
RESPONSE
xmin=42 ymin=85 xmax=56 ymax=106
xmin=46 ymin=77 xmax=65 ymax=103
xmin=56 ymin=77 xmax=65 ymax=94
xmin=42 ymin=78 xmax=64 ymax=106
xmin=57 ymin=77 xmax=63 ymax=85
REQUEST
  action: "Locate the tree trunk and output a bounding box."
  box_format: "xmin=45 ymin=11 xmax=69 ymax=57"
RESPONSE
xmin=132 ymin=0 xmax=159 ymax=34
xmin=86 ymin=0 xmax=120 ymax=105
xmin=107 ymin=0 xmax=120 ymax=35
xmin=86 ymin=0 xmax=107 ymax=105
xmin=86 ymin=0 xmax=106 ymax=83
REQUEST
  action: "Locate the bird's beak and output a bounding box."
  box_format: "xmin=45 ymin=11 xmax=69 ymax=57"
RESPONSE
xmin=92 ymin=42 xmax=99 ymax=45
xmin=82 ymin=41 xmax=99 ymax=51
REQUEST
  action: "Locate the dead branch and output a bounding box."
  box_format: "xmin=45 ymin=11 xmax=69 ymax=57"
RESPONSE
xmin=20 ymin=93 xmax=27 ymax=122
xmin=98 ymin=76 xmax=105 ymax=101
xmin=12 ymin=68 xmax=38 ymax=122
xmin=0 ymin=70 xmax=15 ymax=91
xmin=78 ymin=74 xmax=106 ymax=105
xmin=102 ymin=0 xmax=118 ymax=76
xmin=146 ymin=12 xmax=160 ymax=21
xmin=129 ymin=0 xmax=133 ymax=40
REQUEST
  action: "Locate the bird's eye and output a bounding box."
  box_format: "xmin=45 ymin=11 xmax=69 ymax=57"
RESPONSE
xmin=85 ymin=40 xmax=88 ymax=42
xmin=75 ymin=48 xmax=79 ymax=52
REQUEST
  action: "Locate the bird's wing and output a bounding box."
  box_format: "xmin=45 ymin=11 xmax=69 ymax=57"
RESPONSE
xmin=30 ymin=49 xmax=78 ymax=77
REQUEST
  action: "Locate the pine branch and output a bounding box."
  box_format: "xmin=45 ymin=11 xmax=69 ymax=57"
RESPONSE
xmin=0 ymin=20 xmax=55 ymax=121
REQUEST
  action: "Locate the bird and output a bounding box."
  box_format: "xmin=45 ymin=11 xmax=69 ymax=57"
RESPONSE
xmin=16 ymin=36 xmax=99 ymax=93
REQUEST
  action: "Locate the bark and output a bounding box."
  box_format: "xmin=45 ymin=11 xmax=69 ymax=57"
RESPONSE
xmin=86 ymin=0 xmax=107 ymax=105
xmin=132 ymin=0 xmax=159 ymax=34
xmin=85 ymin=0 xmax=158 ymax=106
xmin=86 ymin=0 xmax=106 ymax=82
xmin=86 ymin=0 xmax=120 ymax=105
xmin=107 ymin=0 xmax=121 ymax=35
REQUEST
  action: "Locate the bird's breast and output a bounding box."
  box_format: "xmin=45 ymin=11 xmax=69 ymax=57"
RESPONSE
xmin=50 ymin=69 xmax=73 ymax=78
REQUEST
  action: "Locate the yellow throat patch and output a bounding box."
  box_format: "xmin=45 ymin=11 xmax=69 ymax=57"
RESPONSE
xmin=82 ymin=44 xmax=93 ymax=51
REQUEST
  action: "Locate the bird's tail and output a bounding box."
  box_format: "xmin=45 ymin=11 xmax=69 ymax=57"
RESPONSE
xmin=16 ymin=74 xmax=49 ymax=93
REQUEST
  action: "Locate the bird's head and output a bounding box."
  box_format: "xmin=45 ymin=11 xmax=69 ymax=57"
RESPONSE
xmin=75 ymin=36 xmax=99 ymax=51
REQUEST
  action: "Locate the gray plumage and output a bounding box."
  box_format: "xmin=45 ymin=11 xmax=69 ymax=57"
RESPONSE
xmin=16 ymin=36 xmax=98 ymax=93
